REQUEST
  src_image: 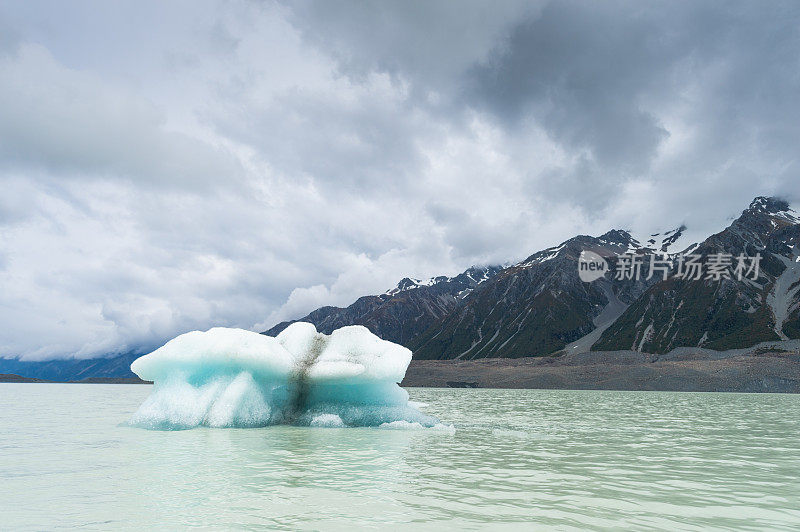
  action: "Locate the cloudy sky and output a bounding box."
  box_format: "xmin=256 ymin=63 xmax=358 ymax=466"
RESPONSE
xmin=1 ymin=0 xmax=798 ymax=360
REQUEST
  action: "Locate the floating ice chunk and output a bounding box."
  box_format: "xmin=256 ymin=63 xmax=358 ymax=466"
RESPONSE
xmin=127 ymin=373 xmax=274 ymax=430
xmin=379 ymin=420 xmax=429 ymax=430
xmin=206 ymin=372 xmax=271 ymax=428
xmin=310 ymin=413 xmax=346 ymax=428
xmin=128 ymin=323 xmax=442 ymax=430
xmin=276 ymin=323 xmax=411 ymax=382
xmin=131 ymin=327 xmax=296 ymax=382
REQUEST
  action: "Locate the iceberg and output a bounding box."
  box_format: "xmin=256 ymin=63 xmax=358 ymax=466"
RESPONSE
xmin=128 ymin=323 xmax=443 ymax=430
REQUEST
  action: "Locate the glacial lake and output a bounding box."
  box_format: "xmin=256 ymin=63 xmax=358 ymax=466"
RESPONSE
xmin=2 ymin=384 xmax=800 ymax=530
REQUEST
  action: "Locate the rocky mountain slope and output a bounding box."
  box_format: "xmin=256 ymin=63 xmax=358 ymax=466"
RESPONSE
xmin=263 ymin=266 xmax=501 ymax=345
xmin=595 ymin=197 xmax=800 ymax=352
xmin=409 ymin=232 xmax=652 ymax=359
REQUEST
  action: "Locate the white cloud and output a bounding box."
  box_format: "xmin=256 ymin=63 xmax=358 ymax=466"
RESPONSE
xmin=0 ymin=44 xmax=243 ymax=188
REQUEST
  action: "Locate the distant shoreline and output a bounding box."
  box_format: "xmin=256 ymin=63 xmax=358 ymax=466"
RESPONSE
xmin=5 ymin=343 xmax=800 ymax=393
xmin=0 ymin=374 xmax=151 ymax=384
xmin=402 ymin=348 xmax=800 ymax=393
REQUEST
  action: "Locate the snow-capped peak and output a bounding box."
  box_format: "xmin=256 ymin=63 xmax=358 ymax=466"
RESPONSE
xmin=383 ymin=266 xmax=499 ymax=296
xmin=607 ymin=226 xmax=692 ymax=255
xmin=747 ymin=196 xmax=799 ymax=223
xmin=385 ymin=277 xmax=437 ymax=296
xmin=519 ymin=243 xmax=567 ymax=266
xmin=639 ymin=225 xmax=688 ymax=254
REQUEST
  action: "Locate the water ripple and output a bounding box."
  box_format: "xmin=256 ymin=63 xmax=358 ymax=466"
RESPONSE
xmin=1 ymin=384 xmax=800 ymax=529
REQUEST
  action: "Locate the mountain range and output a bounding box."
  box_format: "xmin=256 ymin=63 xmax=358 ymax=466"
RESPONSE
xmin=268 ymin=196 xmax=800 ymax=360
xmin=3 ymin=196 xmax=798 ymax=381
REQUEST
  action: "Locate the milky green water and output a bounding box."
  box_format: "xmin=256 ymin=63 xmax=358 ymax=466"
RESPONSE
xmin=1 ymin=384 xmax=800 ymax=530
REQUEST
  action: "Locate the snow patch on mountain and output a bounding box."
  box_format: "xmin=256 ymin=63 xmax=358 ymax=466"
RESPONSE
xmin=767 ymin=253 xmax=800 ymax=340
xmin=384 ymin=266 xmax=498 ymax=296
xmin=519 ymin=244 xmax=567 ymax=266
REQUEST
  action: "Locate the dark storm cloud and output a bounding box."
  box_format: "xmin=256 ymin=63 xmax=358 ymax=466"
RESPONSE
xmin=467 ymin=1 xmax=800 ymax=201
xmin=281 ymin=0 xmax=535 ymax=88
xmin=287 ymin=0 xmax=800 ymax=210
xmin=468 ymin=1 xmax=677 ymax=170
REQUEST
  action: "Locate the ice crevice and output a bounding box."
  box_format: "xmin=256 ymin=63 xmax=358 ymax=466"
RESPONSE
xmin=127 ymin=323 xmax=448 ymax=431
xmin=286 ymin=332 xmax=327 ymax=423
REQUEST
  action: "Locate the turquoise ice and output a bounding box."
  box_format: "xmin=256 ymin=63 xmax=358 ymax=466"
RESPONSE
xmin=128 ymin=323 xmax=443 ymax=430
